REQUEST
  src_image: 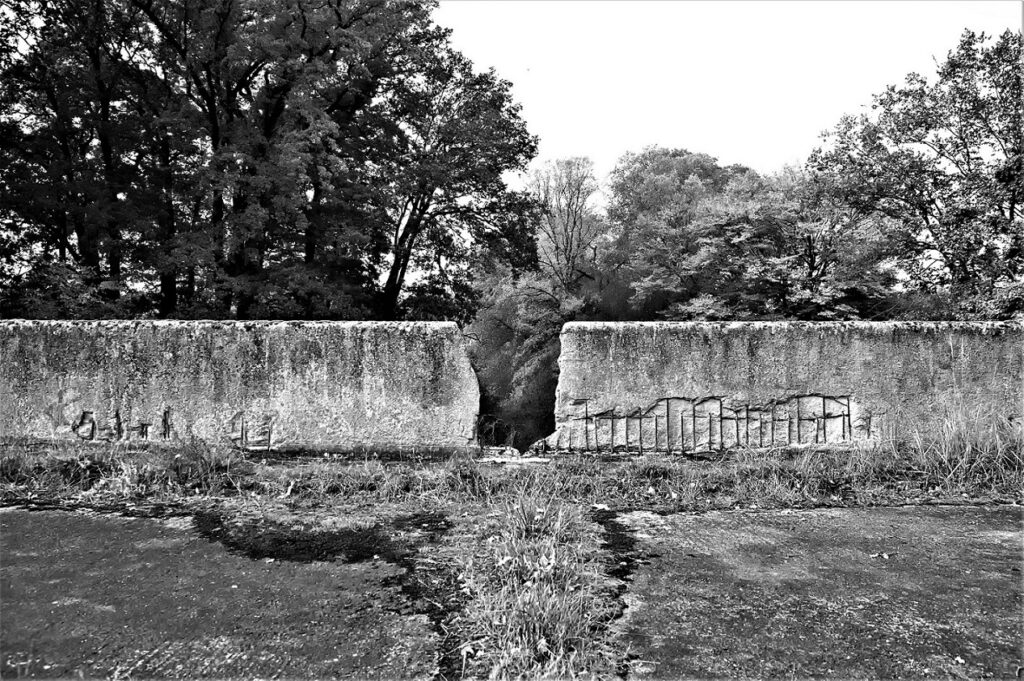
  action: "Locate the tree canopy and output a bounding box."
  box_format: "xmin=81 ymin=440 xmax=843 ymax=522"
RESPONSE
xmin=811 ymin=29 xmax=1022 ymax=316
xmin=0 ymin=0 xmax=538 ymax=319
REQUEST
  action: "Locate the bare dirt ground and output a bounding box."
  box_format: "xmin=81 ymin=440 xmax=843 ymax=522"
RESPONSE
xmin=613 ymin=505 xmax=1023 ymax=680
xmin=1 ymin=501 xmax=1021 ymax=679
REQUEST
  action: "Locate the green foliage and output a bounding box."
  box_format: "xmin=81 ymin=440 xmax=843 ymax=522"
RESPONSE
xmin=0 ymin=0 xmax=537 ymax=321
xmin=811 ymin=29 xmax=1023 ymax=315
xmin=528 ymin=157 xmax=605 ymax=292
xmin=617 ymin=166 xmax=898 ymax=320
xmin=456 ymin=494 xmax=613 ymax=679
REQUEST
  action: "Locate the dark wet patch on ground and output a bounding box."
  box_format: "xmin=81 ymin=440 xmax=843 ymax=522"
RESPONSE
xmin=193 ymin=509 xmax=403 ymax=563
xmin=392 ymin=511 xmax=454 ymax=540
xmin=371 ymin=512 xmax=465 ymax=681
xmin=591 ymin=508 xmax=644 ymax=585
xmin=591 ymin=508 xmax=651 ymax=678
xmin=6 ymin=498 xmax=194 ymax=519
xmin=190 ymin=506 xmax=465 ymax=680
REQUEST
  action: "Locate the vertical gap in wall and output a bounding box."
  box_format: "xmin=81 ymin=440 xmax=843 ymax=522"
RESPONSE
xmin=665 ymin=399 xmax=672 ymax=454
xmin=790 ymin=399 xmax=798 ymax=446
xmin=638 ymin=415 xmax=643 ymax=455
xmin=692 ymin=403 xmax=697 ymax=453
xmin=679 ymin=403 xmax=686 ymax=455
xmin=843 ymin=396 xmax=852 ymax=442
xmin=584 ymin=401 xmax=590 ymax=451
xmin=718 ymin=399 xmax=724 ymax=451
xmin=822 ymin=396 xmax=828 ymax=444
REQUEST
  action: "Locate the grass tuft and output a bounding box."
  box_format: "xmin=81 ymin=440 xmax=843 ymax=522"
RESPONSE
xmin=906 ymin=405 xmax=1024 ymax=494
xmin=455 ymin=491 xmax=614 ymax=679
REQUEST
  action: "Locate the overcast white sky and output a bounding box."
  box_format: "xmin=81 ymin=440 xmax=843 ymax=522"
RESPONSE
xmin=434 ymin=1 xmax=1022 ymax=184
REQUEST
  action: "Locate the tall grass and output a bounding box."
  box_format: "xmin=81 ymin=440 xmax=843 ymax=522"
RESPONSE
xmin=455 ymin=492 xmax=614 ymax=679
xmin=905 ymin=405 xmax=1023 ymax=494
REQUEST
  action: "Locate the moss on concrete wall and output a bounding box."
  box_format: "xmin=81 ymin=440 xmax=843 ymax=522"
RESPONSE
xmin=545 ymin=322 xmax=1023 ymax=451
xmin=0 ymin=321 xmax=479 ymax=451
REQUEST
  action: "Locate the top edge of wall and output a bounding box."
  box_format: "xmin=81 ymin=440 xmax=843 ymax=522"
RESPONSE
xmin=0 ymin=319 xmax=460 ymax=330
xmin=562 ymin=321 xmax=1023 ymax=333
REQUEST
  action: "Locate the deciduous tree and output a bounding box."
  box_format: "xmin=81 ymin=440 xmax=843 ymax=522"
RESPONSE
xmin=811 ymin=29 xmax=1023 ymax=312
xmin=528 ymin=157 xmax=604 ymax=292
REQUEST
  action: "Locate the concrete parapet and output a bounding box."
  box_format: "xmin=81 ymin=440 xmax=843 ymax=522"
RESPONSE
xmin=542 ymin=322 xmax=1023 ymax=452
xmin=0 ymin=320 xmax=479 ymax=452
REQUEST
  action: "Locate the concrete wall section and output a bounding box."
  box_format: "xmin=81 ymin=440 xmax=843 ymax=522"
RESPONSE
xmin=0 ymin=320 xmax=479 ymax=451
xmin=545 ymin=322 xmax=1023 ymax=451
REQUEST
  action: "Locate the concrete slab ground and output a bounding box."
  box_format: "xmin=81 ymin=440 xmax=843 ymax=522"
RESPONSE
xmin=614 ymin=505 xmax=1023 ymax=679
xmin=0 ymin=507 xmax=440 ymax=679
xmin=2 ymin=503 xmax=1020 ymax=679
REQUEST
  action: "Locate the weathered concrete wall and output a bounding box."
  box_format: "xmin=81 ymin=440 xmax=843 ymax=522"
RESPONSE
xmin=544 ymin=322 xmax=1023 ymax=451
xmin=0 ymin=321 xmax=479 ymax=451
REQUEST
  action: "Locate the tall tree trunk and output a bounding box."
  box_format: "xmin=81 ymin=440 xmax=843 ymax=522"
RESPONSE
xmin=55 ymin=212 xmax=68 ymax=262
xmin=379 ymin=195 xmax=431 ymax=318
xmin=89 ymin=0 xmax=121 ymax=293
xmin=157 ymin=135 xmax=177 ymax=316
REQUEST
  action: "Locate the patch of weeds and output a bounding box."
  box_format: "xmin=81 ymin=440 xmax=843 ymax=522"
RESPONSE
xmin=437 ymin=458 xmax=521 ymax=502
xmin=551 ymin=417 xmax=1022 ymax=512
xmin=905 ymin=405 xmax=1023 ymax=497
xmin=0 ymin=451 xmax=115 ymax=499
xmin=455 ymin=491 xmax=615 ymax=680
xmin=164 ymin=440 xmax=244 ymax=495
xmin=244 ymin=455 xmax=518 ymax=506
xmin=0 ymin=439 xmax=244 ymax=506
